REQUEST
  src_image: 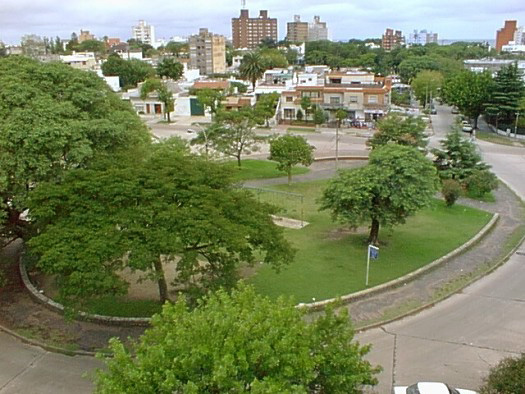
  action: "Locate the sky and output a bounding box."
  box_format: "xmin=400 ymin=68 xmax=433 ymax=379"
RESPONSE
xmin=1 ymin=0 xmax=525 ymax=45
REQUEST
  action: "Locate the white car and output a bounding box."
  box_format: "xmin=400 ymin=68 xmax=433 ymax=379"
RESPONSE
xmin=394 ymin=382 xmax=477 ymax=394
xmin=461 ymin=121 xmax=473 ymax=133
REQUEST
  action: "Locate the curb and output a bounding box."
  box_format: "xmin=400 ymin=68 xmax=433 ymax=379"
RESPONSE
xmin=0 ymin=323 xmax=97 ymax=357
xmin=297 ymin=212 xmax=500 ymax=312
xmin=314 ymin=156 xmax=369 ymax=162
xmin=19 ymin=258 xmax=150 ymax=327
xmin=356 ymin=232 xmax=525 ymax=333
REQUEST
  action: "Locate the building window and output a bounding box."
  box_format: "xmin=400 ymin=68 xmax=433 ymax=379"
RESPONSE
xmin=349 ymin=96 xmax=358 ymax=103
xmin=368 ymin=95 xmax=378 ymax=104
xmin=286 ymin=96 xmax=293 ymax=102
xmin=284 ymin=108 xmax=295 ymax=119
xmin=330 ymin=96 xmax=341 ymax=105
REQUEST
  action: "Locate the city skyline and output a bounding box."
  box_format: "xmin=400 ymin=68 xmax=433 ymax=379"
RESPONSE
xmin=1 ymin=0 xmax=524 ymax=44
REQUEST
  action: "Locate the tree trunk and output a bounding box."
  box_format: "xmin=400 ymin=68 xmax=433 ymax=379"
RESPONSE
xmin=237 ymin=155 xmax=242 ymax=168
xmin=153 ymin=258 xmax=169 ymax=303
xmin=473 ymin=114 xmax=478 ymax=129
xmin=368 ymin=218 xmax=380 ymax=245
xmin=167 ymin=110 xmax=171 ymax=123
xmin=287 ymin=169 xmax=292 ymax=185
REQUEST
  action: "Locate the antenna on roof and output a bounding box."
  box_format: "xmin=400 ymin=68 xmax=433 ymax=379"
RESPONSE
xmin=241 ymin=0 xmax=246 ymax=9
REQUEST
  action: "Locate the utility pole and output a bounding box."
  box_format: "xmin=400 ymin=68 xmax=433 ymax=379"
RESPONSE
xmin=515 ymin=111 xmax=520 ymax=138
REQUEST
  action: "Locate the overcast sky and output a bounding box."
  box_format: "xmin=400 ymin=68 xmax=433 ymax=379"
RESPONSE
xmin=1 ymin=0 xmax=524 ymax=44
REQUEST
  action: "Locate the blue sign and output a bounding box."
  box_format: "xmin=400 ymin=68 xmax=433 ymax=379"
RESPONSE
xmin=369 ymin=245 xmax=379 ymax=260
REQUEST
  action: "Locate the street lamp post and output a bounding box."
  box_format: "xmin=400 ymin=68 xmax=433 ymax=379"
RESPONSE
xmin=515 ymin=111 xmax=520 ymax=138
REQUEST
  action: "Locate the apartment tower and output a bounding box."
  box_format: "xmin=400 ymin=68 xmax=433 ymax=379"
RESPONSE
xmin=287 ymin=15 xmax=308 ymax=42
xmin=496 ymin=20 xmax=518 ymax=51
xmin=382 ymin=28 xmax=405 ymax=51
xmin=132 ymin=20 xmax=156 ymax=46
xmin=308 ymin=16 xmax=328 ymax=41
xmin=189 ymin=28 xmax=226 ymax=75
xmin=232 ymin=9 xmax=278 ymax=49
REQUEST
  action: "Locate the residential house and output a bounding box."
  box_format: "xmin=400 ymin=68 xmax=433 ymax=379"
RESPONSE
xmin=60 ymin=52 xmax=97 ymax=71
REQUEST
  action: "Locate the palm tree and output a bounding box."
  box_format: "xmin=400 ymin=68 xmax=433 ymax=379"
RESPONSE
xmin=239 ymin=52 xmax=266 ymax=91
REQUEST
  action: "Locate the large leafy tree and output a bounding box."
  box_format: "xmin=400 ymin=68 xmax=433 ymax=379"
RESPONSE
xmin=207 ymin=108 xmax=261 ymax=167
xmin=398 ymin=56 xmax=440 ymax=83
xmin=27 ymin=142 xmax=294 ymax=305
xmin=369 ymin=113 xmax=427 ymax=150
xmin=268 ymin=135 xmax=315 ymax=184
xmin=442 ymin=70 xmax=493 ymax=128
xmin=485 ymin=63 xmax=525 ymax=126
xmin=196 ymin=88 xmax=225 ymax=120
xmin=95 ymin=284 xmax=380 ymax=394
xmin=411 ymin=70 xmax=444 ymax=107
xmin=254 ymin=92 xmax=280 ymax=127
xmin=156 ymin=57 xmax=184 ymax=80
xmin=239 ymin=52 xmax=267 ymax=90
xmin=0 ymin=56 xmax=150 ymax=240
xmin=164 ymin=41 xmax=188 ymax=57
xmin=101 ymin=54 xmax=155 ymax=88
xmin=321 ymin=145 xmax=438 ymax=245
xmin=140 ymin=78 xmax=175 ymax=123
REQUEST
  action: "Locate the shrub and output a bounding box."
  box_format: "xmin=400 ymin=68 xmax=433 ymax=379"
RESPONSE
xmin=465 ymin=169 xmax=498 ymax=197
xmin=441 ymin=179 xmax=462 ymax=206
xmin=296 ymin=108 xmax=304 ymax=121
xmin=480 ymin=353 xmax=525 ymax=394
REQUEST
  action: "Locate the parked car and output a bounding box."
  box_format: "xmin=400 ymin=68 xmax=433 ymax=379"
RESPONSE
xmin=394 ymin=381 xmax=477 ymax=394
xmin=451 ymin=107 xmax=459 ymax=114
xmin=461 ymin=121 xmax=473 ymax=133
xmin=430 ymin=107 xmax=437 ymax=115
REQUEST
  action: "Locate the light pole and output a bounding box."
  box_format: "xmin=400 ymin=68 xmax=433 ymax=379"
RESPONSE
xmin=515 ymin=111 xmax=520 ymax=138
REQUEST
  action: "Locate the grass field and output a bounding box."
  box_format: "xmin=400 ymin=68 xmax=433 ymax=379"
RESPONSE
xmin=224 ymin=159 xmax=309 ymax=181
xmin=287 ymin=127 xmax=318 ymax=134
xmin=476 ymin=131 xmax=525 ymax=147
xmin=85 ymin=296 xmax=162 ymax=317
xmin=249 ymin=180 xmax=492 ymax=303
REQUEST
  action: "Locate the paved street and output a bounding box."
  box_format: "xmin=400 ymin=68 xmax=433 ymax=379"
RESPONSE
xmin=1 ymin=107 xmax=524 ymax=393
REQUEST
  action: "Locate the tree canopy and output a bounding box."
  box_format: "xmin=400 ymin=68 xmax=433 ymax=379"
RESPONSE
xmin=95 ymin=284 xmax=380 ymax=393
xmin=268 ymin=135 xmax=315 ymax=184
xmin=368 ymin=114 xmax=427 ymax=150
xmin=27 ymin=142 xmax=294 ymax=306
xmin=0 ymin=56 xmax=150 ymax=240
xmin=411 ymin=70 xmax=444 ymax=107
xmin=442 ymin=70 xmax=493 ymax=128
xmin=239 ymin=52 xmax=267 ymax=90
xmin=101 ymin=54 xmax=155 ymax=88
xmin=321 ymin=145 xmax=438 ymax=244
xmin=140 ymin=78 xmax=175 ymax=122
xmin=156 ymin=57 xmax=184 ymax=80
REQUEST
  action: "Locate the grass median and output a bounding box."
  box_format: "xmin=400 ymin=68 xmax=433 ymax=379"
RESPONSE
xmin=248 ymin=180 xmax=493 ymax=303
xmin=223 ymin=159 xmax=310 ymax=181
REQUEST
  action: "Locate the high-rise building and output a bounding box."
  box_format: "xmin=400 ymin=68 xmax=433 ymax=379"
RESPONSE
xmin=78 ymin=30 xmax=95 ymax=43
xmin=513 ymin=25 xmax=525 ymax=45
xmin=308 ymin=16 xmax=328 ymax=41
xmin=189 ymin=28 xmax=226 ymax=76
xmin=232 ymin=9 xmax=278 ymax=49
xmin=407 ymin=30 xmax=438 ymax=45
xmin=381 ymin=28 xmax=405 ymax=51
xmin=287 ymin=15 xmax=308 ymax=42
xmin=496 ymin=20 xmax=517 ymax=51
xmin=132 ymin=20 xmax=156 ymax=47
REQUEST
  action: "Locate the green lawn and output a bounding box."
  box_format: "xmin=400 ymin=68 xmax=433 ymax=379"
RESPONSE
xmin=287 ymin=127 xmax=318 ymax=134
xmin=85 ymin=296 xmax=162 ymax=317
xmin=476 ymin=132 xmax=525 ymax=147
xmin=224 ymin=159 xmax=309 ymax=181
xmin=249 ymin=180 xmax=492 ymax=303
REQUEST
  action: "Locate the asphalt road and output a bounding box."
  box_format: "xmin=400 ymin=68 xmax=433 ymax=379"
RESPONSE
xmin=357 ymin=106 xmax=525 ymax=392
xmin=1 ymin=107 xmax=524 ymax=393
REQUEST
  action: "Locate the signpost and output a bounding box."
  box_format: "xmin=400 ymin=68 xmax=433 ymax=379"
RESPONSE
xmin=366 ymin=244 xmax=379 ymax=286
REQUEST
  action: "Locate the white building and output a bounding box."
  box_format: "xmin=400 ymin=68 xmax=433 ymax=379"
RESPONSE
xmin=132 ymin=20 xmax=156 ymax=47
xmin=60 ymin=52 xmax=97 ymax=71
xmin=407 ymin=30 xmax=438 ymax=45
xmin=308 ymin=16 xmax=328 ymax=41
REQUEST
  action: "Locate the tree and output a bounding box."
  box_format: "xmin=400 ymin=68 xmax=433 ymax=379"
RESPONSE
xmin=209 ymin=108 xmax=260 ymax=167
xmin=190 ymin=123 xmax=222 ymax=160
xmin=0 ymin=56 xmax=150 ymax=241
xmin=485 ymin=64 xmax=525 ymax=126
xmin=480 ymin=353 xmax=525 ymax=394
xmin=411 ymin=70 xmax=444 ymax=107
xmin=156 ymin=57 xmax=184 ymax=80
xmin=313 ymin=107 xmax=327 ymax=128
xmin=259 ymin=48 xmax=288 ymax=69
xmin=301 ymin=96 xmax=313 ymax=122
xmin=432 ymin=129 xmax=492 ymax=182
xmin=321 ymin=145 xmax=438 ymax=245
xmin=164 ymin=41 xmax=188 ymax=57
xmin=254 ymin=93 xmax=280 ymax=127
xmin=296 ymin=108 xmax=304 ymax=121
xmin=101 ymin=54 xmax=155 ymax=88
xmin=140 ymin=78 xmax=175 ymax=123
xmin=196 ymin=88 xmax=224 ymax=120
xmin=398 ymin=56 xmax=440 ymax=83
xmin=369 ymin=113 xmax=427 ymax=150
xmin=77 ymin=39 xmax=106 ymax=54
xmin=269 ymin=135 xmax=315 ymax=184
xmin=95 ymin=284 xmax=380 ymax=393
xmin=239 ymin=52 xmax=267 ymax=90
xmin=442 ymin=70 xmax=493 ymax=129
xmin=27 ymin=144 xmax=294 ymax=305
